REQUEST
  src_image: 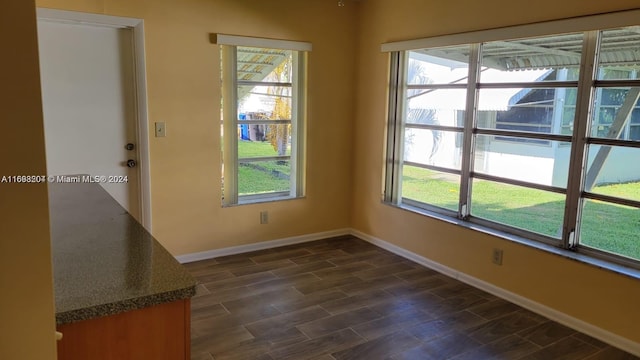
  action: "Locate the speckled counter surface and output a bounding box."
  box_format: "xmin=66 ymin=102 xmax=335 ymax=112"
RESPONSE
xmin=49 ymin=181 xmax=196 ymax=325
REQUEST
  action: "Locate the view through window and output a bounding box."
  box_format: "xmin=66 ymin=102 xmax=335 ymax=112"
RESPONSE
xmin=220 ymin=38 xmax=309 ymax=205
xmin=385 ymin=24 xmax=640 ymax=266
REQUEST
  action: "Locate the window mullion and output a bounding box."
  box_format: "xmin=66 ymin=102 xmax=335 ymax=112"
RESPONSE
xmin=222 ymin=45 xmax=239 ymax=205
xmin=238 ymin=80 xmax=293 ymax=87
xmin=563 ymin=30 xmax=599 ymax=249
xmin=458 ymin=44 xmax=481 ymax=219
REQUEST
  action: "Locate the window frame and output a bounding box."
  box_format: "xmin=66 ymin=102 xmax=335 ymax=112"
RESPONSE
xmin=217 ymin=35 xmax=310 ymax=206
xmin=383 ymin=10 xmax=640 ymax=270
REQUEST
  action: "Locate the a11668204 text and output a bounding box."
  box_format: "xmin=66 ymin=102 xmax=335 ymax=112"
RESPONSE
xmin=1 ymin=175 xmax=128 ymax=184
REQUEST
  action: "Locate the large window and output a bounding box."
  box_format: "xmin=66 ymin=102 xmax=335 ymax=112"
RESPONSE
xmin=384 ymin=13 xmax=640 ymax=268
xmin=218 ymin=35 xmax=310 ymax=205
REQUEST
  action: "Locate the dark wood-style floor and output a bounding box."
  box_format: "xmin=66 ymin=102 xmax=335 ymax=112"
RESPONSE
xmin=185 ymin=236 xmax=638 ymax=360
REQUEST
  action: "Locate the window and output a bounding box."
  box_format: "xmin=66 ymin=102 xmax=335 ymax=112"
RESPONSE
xmin=383 ymin=11 xmax=640 ymax=268
xmin=218 ymin=35 xmax=310 ymax=205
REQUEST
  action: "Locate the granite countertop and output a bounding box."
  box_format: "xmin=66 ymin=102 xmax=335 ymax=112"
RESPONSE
xmin=49 ymin=181 xmax=196 ymax=325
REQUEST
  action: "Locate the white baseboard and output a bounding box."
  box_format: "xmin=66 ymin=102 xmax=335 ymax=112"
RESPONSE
xmin=175 ymin=228 xmax=351 ymax=264
xmin=350 ymin=229 xmax=640 ymax=357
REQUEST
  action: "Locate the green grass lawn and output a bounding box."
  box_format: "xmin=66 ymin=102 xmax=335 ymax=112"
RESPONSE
xmin=237 ymin=140 xmax=290 ymax=195
xmin=238 ymin=163 xmax=289 ymax=194
xmin=402 ymin=165 xmax=640 ymax=261
xmin=590 ymin=181 xmax=640 ymax=202
xmin=238 ymin=140 xmax=282 ymax=158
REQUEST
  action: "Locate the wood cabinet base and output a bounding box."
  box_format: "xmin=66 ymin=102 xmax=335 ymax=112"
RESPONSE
xmin=56 ymin=299 xmax=191 ymax=360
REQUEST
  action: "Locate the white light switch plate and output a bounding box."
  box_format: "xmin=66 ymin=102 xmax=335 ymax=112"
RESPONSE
xmin=155 ymin=122 xmax=166 ymax=137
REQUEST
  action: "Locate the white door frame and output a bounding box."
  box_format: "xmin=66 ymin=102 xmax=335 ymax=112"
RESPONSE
xmin=37 ymin=8 xmax=153 ymax=231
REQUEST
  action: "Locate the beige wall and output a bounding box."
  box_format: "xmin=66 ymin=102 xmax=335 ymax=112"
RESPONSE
xmin=352 ymin=0 xmax=640 ymax=345
xmin=0 ymin=1 xmax=57 ymax=359
xmin=36 ymin=0 xmax=358 ymax=255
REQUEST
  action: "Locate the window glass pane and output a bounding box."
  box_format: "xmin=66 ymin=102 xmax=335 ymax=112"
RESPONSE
xmin=404 ymin=128 xmax=462 ymax=170
xmin=407 ymin=46 xmax=470 ymax=85
xmin=590 ymin=87 xmax=640 ymax=141
xmin=471 ymin=179 xmax=565 ymax=238
xmin=580 ymin=200 xmax=640 ymax=261
xmin=402 ymin=165 xmax=459 ymax=212
xmin=474 ymin=135 xmax=570 ymax=187
xmin=238 ymin=160 xmax=290 ymax=196
xmin=237 ymin=47 xmax=292 ymax=82
xmin=597 ymin=28 xmax=640 ymax=80
xmin=584 ymin=144 xmax=640 ymax=200
xmin=406 ymin=89 xmax=465 ymax=127
xmin=480 ymin=33 xmax=582 ymax=82
xmin=237 ymin=125 xmax=291 ymax=157
xmin=238 ymin=139 xmax=291 ymax=158
xmin=238 ymin=85 xmax=292 ymax=119
xmin=477 ymin=87 xmax=577 ymax=136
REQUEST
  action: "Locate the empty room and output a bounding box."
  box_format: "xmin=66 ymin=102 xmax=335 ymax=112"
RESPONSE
xmin=2 ymin=0 xmax=640 ymax=359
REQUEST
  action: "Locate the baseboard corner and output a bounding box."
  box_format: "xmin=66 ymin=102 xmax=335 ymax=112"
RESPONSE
xmin=175 ymin=228 xmax=351 ymax=264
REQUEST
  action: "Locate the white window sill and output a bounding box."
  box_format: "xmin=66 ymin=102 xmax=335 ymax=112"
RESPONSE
xmin=223 ymin=194 xmax=305 ymax=207
xmin=384 ymin=201 xmax=640 ymax=281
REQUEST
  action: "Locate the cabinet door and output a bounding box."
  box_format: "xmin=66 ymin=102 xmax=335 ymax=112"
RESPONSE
xmin=57 ymin=299 xmax=190 ymax=360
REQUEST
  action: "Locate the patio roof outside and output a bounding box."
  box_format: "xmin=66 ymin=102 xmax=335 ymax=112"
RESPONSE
xmin=408 ymin=27 xmax=640 ymax=111
xmin=236 ymin=47 xmax=289 ymax=101
xmin=412 ymin=27 xmax=640 ymax=71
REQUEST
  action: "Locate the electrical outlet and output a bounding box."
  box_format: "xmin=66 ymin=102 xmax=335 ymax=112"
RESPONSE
xmin=260 ymin=211 xmax=268 ymax=224
xmin=492 ymin=248 xmax=503 ymax=265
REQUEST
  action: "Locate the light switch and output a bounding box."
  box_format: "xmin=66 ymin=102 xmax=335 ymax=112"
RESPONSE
xmin=155 ymin=122 xmax=166 ymax=137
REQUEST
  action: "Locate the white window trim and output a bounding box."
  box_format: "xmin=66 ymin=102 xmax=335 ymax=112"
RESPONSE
xmin=219 ymin=35 xmax=309 ymax=206
xmin=213 ymin=34 xmax=312 ymax=51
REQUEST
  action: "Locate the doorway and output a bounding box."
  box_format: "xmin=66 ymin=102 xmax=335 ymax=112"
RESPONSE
xmin=37 ymin=9 xmax=151 ymax=229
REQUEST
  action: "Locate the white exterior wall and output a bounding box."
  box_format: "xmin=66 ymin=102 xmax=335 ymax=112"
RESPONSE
xmin=404 ymin=110 xmax=461 ymax=169
xmin=553 ymin=145 xmax=640 ymax=187
xmin=481 ymin=140 xmax=557 ymax=186
xmin=406 ymin=131 xmax=639 ymax=188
